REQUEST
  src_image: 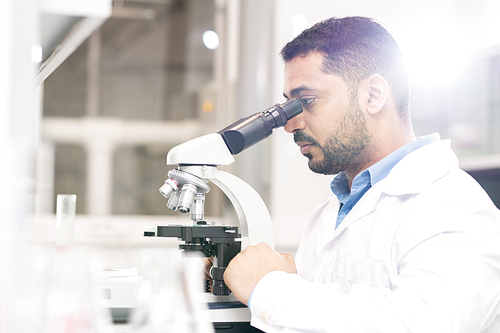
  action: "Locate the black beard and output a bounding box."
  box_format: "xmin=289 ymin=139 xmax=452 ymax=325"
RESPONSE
xmin=293 ymin=103 xmax=371 ymax=175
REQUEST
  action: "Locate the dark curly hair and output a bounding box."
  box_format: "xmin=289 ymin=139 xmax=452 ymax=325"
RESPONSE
xmin=281 ymin=16 xmax=410 ymax=119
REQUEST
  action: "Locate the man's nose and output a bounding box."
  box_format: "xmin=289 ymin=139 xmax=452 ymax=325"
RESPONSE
xmin=284 ymin=113 xmax=305 ymax=133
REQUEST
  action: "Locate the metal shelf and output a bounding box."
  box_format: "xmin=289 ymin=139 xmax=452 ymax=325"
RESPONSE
xmin=36 ymin=0 xmax=112 ymax=85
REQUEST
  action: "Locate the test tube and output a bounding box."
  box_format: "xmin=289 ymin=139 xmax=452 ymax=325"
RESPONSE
xmin=56 ymin=194 xmax=76 ymax=249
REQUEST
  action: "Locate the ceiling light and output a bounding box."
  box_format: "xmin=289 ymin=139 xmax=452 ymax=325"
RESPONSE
xmin=203 ymin=30 xmax=219 ymax=50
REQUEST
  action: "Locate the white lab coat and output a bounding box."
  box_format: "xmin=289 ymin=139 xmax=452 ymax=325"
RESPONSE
xmin=249 ymin=139 xmax=500 ymax=332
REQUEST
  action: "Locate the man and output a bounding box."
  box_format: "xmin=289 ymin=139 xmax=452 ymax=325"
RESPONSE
xmin=223 ymin=16 xmax=500 ymax=332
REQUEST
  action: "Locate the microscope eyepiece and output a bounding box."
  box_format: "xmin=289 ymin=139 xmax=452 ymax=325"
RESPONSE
xmin=218 ymin=98 xmax=303 ymax=155
xmin=272 ymin=98 xmax=304 ymax=126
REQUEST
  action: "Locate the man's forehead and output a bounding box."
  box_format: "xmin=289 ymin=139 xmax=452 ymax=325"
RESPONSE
xmin=283 ymin=56 xmax=346 ymax=98
xmin=283 ymin=55 xmax=323 ymax=97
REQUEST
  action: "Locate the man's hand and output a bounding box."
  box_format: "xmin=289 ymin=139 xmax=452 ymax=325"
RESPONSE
xmin=223 ymin=242 xmax=297 ymax=305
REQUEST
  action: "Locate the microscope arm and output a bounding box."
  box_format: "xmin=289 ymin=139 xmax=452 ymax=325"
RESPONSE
xmin=212 ymin=170 xmax=274 ymax=250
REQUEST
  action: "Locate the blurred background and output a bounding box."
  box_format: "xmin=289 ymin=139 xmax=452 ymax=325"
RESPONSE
xmin=3 ymin=0 xmax=500 ymax=254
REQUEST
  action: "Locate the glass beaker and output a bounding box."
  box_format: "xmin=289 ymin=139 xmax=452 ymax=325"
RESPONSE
xmin=56 ymin=194 xmax=76 ymax=250
xmin=129 ymin=248 xmax=214 ymax=333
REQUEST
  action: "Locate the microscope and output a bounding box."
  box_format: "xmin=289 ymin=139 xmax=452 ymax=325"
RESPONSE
xmin=144 ymin=99 xmax=302 ymax=332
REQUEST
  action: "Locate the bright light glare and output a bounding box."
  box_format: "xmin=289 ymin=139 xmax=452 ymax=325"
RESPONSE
xmin=397 ymin=13 xmax=469 ymax=87
xmin=292 ymin=14 xmax=308 ymax=37
xmin=203 ymin=30 xmax=219 ymax=50
xmin=31 ymin=44 xmax=43 ymax=63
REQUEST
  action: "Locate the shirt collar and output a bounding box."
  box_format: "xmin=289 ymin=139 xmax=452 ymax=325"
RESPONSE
xmin=368 ymin=133 xmax=440 ymax=186
xmin=330 ymin=133 xmax=440 ymax=197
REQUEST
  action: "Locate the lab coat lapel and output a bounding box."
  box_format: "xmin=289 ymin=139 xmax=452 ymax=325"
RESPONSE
xmin=332 ymin=139 xmax=457 ymax=236
xmin=333 ymin=187 xmax=382 ymax=236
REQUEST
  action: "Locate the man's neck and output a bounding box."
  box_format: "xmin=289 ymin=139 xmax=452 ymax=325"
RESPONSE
xmin=344 ymin=132 xmax=415 ymax=189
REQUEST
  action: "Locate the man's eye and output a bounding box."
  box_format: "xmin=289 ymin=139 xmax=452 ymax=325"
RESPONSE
xmin=300 ymin=98 xmax=315 ymax=106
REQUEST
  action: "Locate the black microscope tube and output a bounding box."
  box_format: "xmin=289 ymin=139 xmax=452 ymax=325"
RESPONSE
xmin=218 ymin=99 xmax=302 ymax=155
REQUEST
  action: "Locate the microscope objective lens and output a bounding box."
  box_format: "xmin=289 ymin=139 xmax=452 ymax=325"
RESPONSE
xmin=178 ymin=183 xmax=197 ymax=213
xmin=159 ymin=178 xmax=179 ymax=198
xmin=166 ymin=190 xmax=180 ymax=211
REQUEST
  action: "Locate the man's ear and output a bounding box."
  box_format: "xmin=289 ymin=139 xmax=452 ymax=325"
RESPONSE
xmin=366 ymin=74 xmax=389 ymax=115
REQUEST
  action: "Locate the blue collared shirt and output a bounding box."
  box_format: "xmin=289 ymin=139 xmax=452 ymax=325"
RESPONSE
xmin=330 ymin=134 xmax=440 ymax=229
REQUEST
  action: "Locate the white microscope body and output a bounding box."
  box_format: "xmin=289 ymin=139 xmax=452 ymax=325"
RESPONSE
xmin=144 ymin=99 xmax=302 ymax=331
xmin=165 ymin=132 xmax=275 ymax=250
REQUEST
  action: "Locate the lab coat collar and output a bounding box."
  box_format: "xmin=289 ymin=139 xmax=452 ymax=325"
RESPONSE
xmin=380 ymin=137 xmax=458 ymax=196
xmin=333 ymin=136 xmax=458 ymax=235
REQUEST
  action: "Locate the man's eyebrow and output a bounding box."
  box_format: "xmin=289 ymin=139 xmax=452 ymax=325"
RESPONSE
xmin=283 ymin=86 xmax=312 ymax=99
